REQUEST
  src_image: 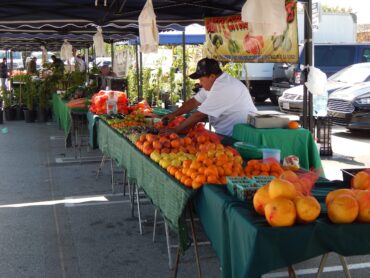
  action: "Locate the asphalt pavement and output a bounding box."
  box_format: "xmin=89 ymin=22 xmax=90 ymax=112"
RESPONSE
xmin=0 ymin=111 xmax=369 ymax=278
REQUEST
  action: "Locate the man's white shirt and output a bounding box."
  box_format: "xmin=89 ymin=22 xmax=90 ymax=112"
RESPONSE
xmin=194 ymin=72 xmax=257 ymax=136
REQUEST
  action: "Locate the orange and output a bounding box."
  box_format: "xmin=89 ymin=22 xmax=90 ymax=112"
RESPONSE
xmin=204 ymin=165 xmax=219 ymax=177
xmin=190 ymin=161 xmax=202 ymax=170
xmin=217 ymin=166 xmax=225 ymax=176
xmin=169 ymin=133 xmax=179 ymax=140
xmin=196 ymin=152 xmax=207 ymax=162
xmin=184 ymin=137 xmax=192 ymax=145
xmin=197 ymin=135 xmax=207 ymax=144
xmin=167 ymin=165 xmax=174 ymax=173
xmin=192 ymin=180 xmax=202 ymax=189
xmin=182 ymin=159 xmax=193 ymax=169
xmin=191 ymin=171 xmax=199 ymax=180
xmin=198 ymin=167 xmax=206 ymax=174
xmin=175 ymin=171 xmax=183 ymax=180
xmin=207 ymin=175 xmax=219 ymax=184
xmin=170 ymin=139 xmax=181 ymax=149
xmin=203 ymin=158 xmax=214 ymax=166
xmin=220 ymin=176 xmax=227 ymax=184
xmin=195 ymin=175 xmax=206 ymax=184
xmin=170 ymin=167 xmax=178 ymax=176
xmin=184 ymin=178 xmax=193 ymax=187
xmin=288 ymin=121 xmax=300 ymax=129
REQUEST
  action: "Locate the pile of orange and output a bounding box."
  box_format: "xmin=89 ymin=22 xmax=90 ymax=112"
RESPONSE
xmin=244 ymin=159 xmax=284 ymax=177
xmin=168 ymin=148 xmax=245 ymax=189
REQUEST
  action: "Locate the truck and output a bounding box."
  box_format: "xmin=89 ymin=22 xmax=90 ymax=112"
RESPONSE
xmin=244 ymin=12 xmax=357 ymax=104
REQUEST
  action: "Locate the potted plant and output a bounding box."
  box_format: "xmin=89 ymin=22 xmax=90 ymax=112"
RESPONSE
xmin=23 ymin=78 xmax=37 ymax=123
xmin=3 ymin=89 xmax=16 ymax=121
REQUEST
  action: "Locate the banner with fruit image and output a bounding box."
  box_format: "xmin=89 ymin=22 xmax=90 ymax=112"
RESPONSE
xmin=204 ymin=0 xmax=298 ymax=63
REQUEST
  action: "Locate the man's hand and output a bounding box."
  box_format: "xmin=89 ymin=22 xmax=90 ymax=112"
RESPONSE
xmin=159 ymin=127 xmax=177 ymax=135
xmin=161 ymin=113 xmax=176 ymax=126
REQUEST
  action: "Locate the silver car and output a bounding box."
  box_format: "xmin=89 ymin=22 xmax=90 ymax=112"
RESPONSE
xmin=278 ymin=63 xmax=370 ymax=115
xmin=328 ymin=82 xmax=370 ymax=130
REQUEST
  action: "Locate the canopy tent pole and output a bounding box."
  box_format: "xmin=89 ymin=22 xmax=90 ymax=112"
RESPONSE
xmin=110 ymin=41 xmax=114 ymax=72
xmin=135 ymin=40 xmax=140 ymax=102
xmin=302 ymin=0 xmax=314 ymax=133
xmin=139 ymin=50 xmax=143 ymax=101
xmin=182 ymin=31 xmax=186 ymax=101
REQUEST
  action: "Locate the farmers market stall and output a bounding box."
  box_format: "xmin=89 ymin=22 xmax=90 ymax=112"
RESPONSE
xmin=193 ymin=181 xmax=370 ymax=278
xmin=52 ymin=93 xmax=88 ymax=147
xmin=232 ymin=124 xmax=323 ymax=174
xmin=97 ymin=119 xmax=194 ymax=251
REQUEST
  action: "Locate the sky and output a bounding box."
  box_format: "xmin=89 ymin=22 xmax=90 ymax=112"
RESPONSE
xmin=318 ymin=0 xmax=370 ymax=24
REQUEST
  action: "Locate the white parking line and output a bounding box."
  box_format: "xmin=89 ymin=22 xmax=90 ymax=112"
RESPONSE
xmin=263 ymin=262 xmax=370 ymax=277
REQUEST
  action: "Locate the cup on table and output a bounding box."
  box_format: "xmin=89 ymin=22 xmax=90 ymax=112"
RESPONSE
xmin=262 ymin=148 xmax=281 ymax=162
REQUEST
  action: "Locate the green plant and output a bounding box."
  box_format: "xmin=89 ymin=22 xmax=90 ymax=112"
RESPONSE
xmin=127 ymin=67 xmax=138 ymax=103
xmin=25 ymin=78 xmax=38 ymax=110
xmin=222 ymin=62 xmax=243 ymax=79
xmin=2 ymin=90 xmax=12 ymax=108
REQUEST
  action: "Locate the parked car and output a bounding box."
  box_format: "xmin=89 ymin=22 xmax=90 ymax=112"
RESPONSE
xmin=328 ymin=82 xmax=370 ymax=130
xmin=270 ymin=43 xmax=370 ymax=104
xmin=278 ymin=62 xmax=370 ymax=115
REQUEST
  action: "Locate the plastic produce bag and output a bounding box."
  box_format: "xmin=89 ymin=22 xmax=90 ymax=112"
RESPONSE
xmin=93 ymin=27 xmax=106 ymax=57
xmin=60 ymin=39 xmax=73 ymax=61
xmin=138 ymin=0 xmax=159 ymax=53
xmin=241 ymin=0 xmax=287 ymax=36
xmin=305 ymin=66 xmax=327 ymax=96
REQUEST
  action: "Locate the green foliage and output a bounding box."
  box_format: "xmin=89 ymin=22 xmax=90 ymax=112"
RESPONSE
xmin=2 ymin=89 xmax=12 ymax=108
xmin=127 ymin=67 xmax=138 ymax=103
xmin=25 ymin=78 xmax=38 ymax=110
xmin=222 ymin=62 xmax=243 ymax=79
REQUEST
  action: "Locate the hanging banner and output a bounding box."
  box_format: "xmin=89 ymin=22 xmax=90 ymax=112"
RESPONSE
xmin=204 ymin=0 xmax=298 ymax=63
xmin=113 ymin=49 xmax=130 ymax=77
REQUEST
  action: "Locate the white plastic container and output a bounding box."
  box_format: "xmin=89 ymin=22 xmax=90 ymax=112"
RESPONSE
xmin=262 ymin=148 xmax=281 ymax=162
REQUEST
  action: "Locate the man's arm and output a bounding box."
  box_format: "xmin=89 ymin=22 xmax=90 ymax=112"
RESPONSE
xmin=173 ymin=111 xmax=207 ymax=134
xmin=162 ymin=97 xmax=200 ymax=122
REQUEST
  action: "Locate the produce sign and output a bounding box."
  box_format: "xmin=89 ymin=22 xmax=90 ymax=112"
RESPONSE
xmin=89 ymin=90 xmax=128 ymax=115
xmin=204 ymin=0 xmax=298 ymax=63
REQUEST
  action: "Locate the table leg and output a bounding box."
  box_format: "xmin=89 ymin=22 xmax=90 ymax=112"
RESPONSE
xmin=189 ymin=204 xmax=202 ymax=278
xmin=315 ymin=253 xmax=329 ymax=278
xmin=152 ymin=209 xmax=158 ymax=243
xmin=165 ymin=221 xmax=173 ymax=269
xmin=110 ymin=159 xmax=115 ymax=193
xmin=136 ymin=184 xmax=143 ymax=235
xmin=95 ymin=155 xmax=106 ymax=179
xmin=288 ymin=265 xmax=296 ymax=278
xmin=173 ymin=247 xmax=181 ymax=278
xmin=339 ymin=255 xmax=352 ymax=278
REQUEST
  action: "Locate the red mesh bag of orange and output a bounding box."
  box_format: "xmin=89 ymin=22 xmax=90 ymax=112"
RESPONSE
xmin=89 ymin=90 xmax=128 ymax=115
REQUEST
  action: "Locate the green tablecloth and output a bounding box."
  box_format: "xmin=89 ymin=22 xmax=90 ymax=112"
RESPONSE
xmin=87 ymin=112 xmax=99 ymax=149
xmin=97 ymin=120 xmax=193 ymax=251
xmin=52 ymin=93 xmax=88 ymax=147
xmin=232 ymin=124 xmax=322 ymax=173
xmin=194 ymin=182 xmax=370 ymax=278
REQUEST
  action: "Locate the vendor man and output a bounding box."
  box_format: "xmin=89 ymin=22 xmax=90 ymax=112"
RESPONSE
xmin=161 ymin=58 xmax=257 ymax=136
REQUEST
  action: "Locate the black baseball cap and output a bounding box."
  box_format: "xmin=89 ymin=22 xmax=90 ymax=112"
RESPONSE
xmin=189 ymin=58 xmax=222 ymax=79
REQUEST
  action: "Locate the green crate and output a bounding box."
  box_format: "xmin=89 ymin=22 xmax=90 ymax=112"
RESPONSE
xmin=253 ymin=176 xmax=275 ymax=187
xmin=226 ymin=176 xmax=259 ymax=201
xmin=227 ymin=176 xmax=275 ymax=201
xmin=233 ymin=142 xmax=262 ymax=160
